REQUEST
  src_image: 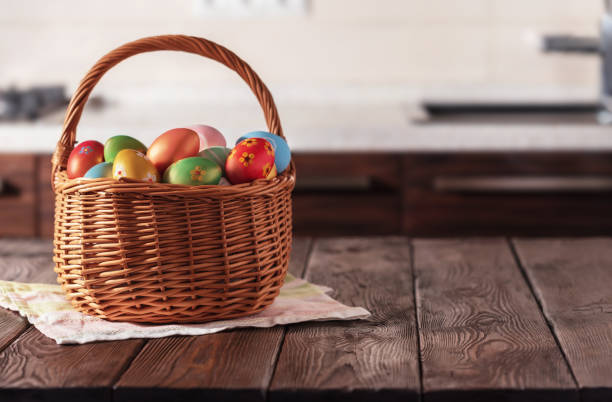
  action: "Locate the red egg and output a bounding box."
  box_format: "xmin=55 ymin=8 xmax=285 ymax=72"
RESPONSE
xmin=146 ymin=128 xmax=200 ymax=174
xmin=66 ymin=140 xmax=105 ymax=179
xmin=225 ymin=138 xmax=275 ymax=184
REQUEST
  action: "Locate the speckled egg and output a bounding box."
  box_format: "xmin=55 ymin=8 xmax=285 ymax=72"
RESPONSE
xmin=225 ymin=138 xmax=275 ymax=184
xmin=113 ymin=149 xmax=159 ymax=183
xmin=104 ymin=135 xmax=147 ymax=163
xmin=236 ymin=131 xmax=291 ymax=173
xmin=147 ymin=128 xmax=200 ymax=174
xmin=185 ymin=125 xmax=226 ymax=151
xmin=67 ymin=140 xmax=105 ymax=179
xmin=163 ymin=157 xmax=221 ymax=185
xmin=197 ymin=146 xmax=231 ymax=175
xmin=83 ymin=162 xmax=113 ymax=179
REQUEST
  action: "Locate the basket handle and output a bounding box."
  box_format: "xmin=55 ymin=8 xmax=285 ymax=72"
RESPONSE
xmin=52 ymin=34 xmax=285 ymax=185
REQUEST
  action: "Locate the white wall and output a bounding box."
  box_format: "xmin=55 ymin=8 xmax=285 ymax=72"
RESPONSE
xmin=0 ymin=0 xmax=604 ymax=100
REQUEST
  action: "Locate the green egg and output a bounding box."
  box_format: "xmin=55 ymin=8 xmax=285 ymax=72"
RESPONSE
xmin=163 ymin=157 xmax=221 ymax=185
xmin=197 ymin=146 xmax=231 ymax=174
xmin=104 ymin=135 xmax=147 ymax=163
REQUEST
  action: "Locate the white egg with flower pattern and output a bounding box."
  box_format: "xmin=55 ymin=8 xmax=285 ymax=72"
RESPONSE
xmin=112 ymin=149 xmax=159 ymax=183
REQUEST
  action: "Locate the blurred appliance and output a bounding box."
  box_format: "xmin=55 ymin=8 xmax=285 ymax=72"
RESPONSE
xmin=543 ymin=0 xmax=612 ymax=124
xmin=0 ymin=85 xmax=68 ymax=121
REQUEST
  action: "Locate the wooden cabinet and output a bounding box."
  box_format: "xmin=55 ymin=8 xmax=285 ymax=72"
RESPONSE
xmin=402 ymin=152 xmax=612 ymax=236
xmin=3 ymin=151 xmax=612 ymax=238
xmin=0 ymin=154 xmax=38 ymax=237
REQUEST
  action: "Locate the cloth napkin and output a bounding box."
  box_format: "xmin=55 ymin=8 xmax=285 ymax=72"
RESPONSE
xmin=0 ymin=274 xmax=370 ymax=344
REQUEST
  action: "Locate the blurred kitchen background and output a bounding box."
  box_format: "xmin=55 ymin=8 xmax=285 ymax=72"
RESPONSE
xmin=2 ymin=0 xmax=612 ymax=237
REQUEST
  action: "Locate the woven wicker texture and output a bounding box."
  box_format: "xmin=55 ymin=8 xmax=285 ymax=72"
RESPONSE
xmin=52 ymin=35 xmax=295 ymax=323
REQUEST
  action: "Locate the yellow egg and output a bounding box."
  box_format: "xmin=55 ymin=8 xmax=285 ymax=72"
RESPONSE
xmin=113 ymin=149 xmax=159 ymax=183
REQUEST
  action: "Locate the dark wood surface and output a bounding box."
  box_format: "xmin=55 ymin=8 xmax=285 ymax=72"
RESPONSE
xmin=414 ymin=238 xmax=577 ymax=402
xmin=269 ymin=237 xmax=419 ymax=401
xmin=513 ymin=238 xmax=612 ymax=402
xmin=3 ymin=237 xmax=612 ymax=401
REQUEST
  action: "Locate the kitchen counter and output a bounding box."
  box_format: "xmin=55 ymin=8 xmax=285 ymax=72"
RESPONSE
xmin=3 ymin=101 xmax=612 ymax=153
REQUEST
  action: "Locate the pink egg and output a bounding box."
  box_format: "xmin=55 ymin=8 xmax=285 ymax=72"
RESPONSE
xmin=186 ymin=125 xmax=226 ymax=151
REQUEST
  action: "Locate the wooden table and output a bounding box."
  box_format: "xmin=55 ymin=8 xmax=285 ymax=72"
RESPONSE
xmin=2 ymin=237 xmax=612 ymax=401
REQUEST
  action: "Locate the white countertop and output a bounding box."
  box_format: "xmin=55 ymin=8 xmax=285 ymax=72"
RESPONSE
xmin=2 ymin=93 xmax=612 ymax=153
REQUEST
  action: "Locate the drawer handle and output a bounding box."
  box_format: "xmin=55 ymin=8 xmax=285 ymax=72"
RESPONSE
xmin=0 ymin=178 xmax=20 ymax=197
xmin=434 ymin=176 xmax=612 ymax=193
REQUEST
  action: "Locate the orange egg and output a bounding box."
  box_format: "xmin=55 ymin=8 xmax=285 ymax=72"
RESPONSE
xmin=146 ymin=128 xmax=200 ymax=174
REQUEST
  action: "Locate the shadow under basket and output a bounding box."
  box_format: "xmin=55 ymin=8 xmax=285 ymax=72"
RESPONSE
xmin=51 ymin=35 xmax=295 ymax=324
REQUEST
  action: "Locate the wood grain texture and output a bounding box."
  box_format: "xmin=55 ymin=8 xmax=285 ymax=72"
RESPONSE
xmin=0 ymin=328 xmax=144 ymax=402
xmin=0 ymin=310 xmax=27 ymax=354
xmin=513 ymin=238 xmax=612 ymax=402
xmin=269 ymin=237 xmax=419 ymax=402
xmin=414 ymin=238 xmax=578 ymax=402
xmin=0 ymin=240 xmax=55 ymax=354
xmin=114 ymin=237 xmax=313 ymax=402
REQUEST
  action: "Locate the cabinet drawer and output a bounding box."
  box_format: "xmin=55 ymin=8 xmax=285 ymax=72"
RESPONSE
xmin=0 ymin=154 xmax=36 ymax=237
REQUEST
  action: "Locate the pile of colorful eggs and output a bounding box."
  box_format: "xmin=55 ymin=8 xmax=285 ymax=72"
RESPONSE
xmin=66 ymin=125 xmax=291 ymax=185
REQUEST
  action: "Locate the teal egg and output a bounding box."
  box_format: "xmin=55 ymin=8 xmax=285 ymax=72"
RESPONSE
xmin=83 ymin=162 xmax=113 ymax=179
xmin=163 ymin=157 xmax=221 ymax=185
xmin=236 ymin=131 xmax=291 ymax=173
xmin=104 ymin=135 xmax=147 ymax=163
xmin=197 ymin=146 xmax=231 ymax=174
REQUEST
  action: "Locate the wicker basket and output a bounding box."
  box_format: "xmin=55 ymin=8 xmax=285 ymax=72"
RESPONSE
xmin=51 ymin=35 xmax=295 ymax=324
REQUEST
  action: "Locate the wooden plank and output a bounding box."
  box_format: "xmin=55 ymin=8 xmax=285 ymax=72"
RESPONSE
xmin=114 ymin=237 xmax=313 ymax=402
xmin=414 ymin=238 xmax=578 ymax=402
xmin=513 ymin=238 xmax=612 ymax=402
xmin=0 ymin=328 xmax=144 ymax=402
xmin=269 ymin=237 xmax=419 ymax=402
xmin=0 ymin=243 xmax=55 ymax=354
xmin=0 ymin=310 xmax=27 ymax=354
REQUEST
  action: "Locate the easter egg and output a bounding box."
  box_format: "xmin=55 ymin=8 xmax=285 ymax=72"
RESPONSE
xmin=104 ymin=135 xmax=147 ymax=163
xmin=266 ymin=164 xmax=277 ymax=179
xmin=163 ymin=157 xmax=221 ymax=185
xmin=83 ymin=162 xmax=113 ymax=179
xmin=236 ymin=131 xmax=291 ymax=173
xmin=66 ymin=140 xmax=105 ymax=179
xmin=147 ymin=128 xmax=200 ymax=174
xmin=197 ymin=146 xmax=231 ymax=174
xmin=225 ymin=138 xmax=275 ymax=184
xmin=186 ymin=125 xmax=226 ymax=151
xmin=113 ymin=149 xmax=159 ymax=183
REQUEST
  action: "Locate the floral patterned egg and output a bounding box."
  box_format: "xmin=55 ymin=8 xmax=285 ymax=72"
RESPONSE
xmin=236 ymin=131 xmax=291 ymax=173
xmin=83 ymin=162 xmax=113 ymax=179
xmin=112 ymin=149 xmax=159 ymax=183
xmin=197 ymin=146 xmax=231 ymax=175
xmin=163 ymin=157 xmax=221 ymax=185
xmin=146 ymin=128 xmax=200 ymax=175
xmin=66 ymin=140 xmax=104 ymax=179
xmin=104 ymin=135 xmax=147 ymax=163
xmin=225 ymin=138 xmax=275 ymax=184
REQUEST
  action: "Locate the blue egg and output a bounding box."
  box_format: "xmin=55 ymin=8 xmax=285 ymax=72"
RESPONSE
xmin=83 ymin=162 xmax=113 ymax=179
xmin=236 ymin=131 xmax=291 ymax=173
